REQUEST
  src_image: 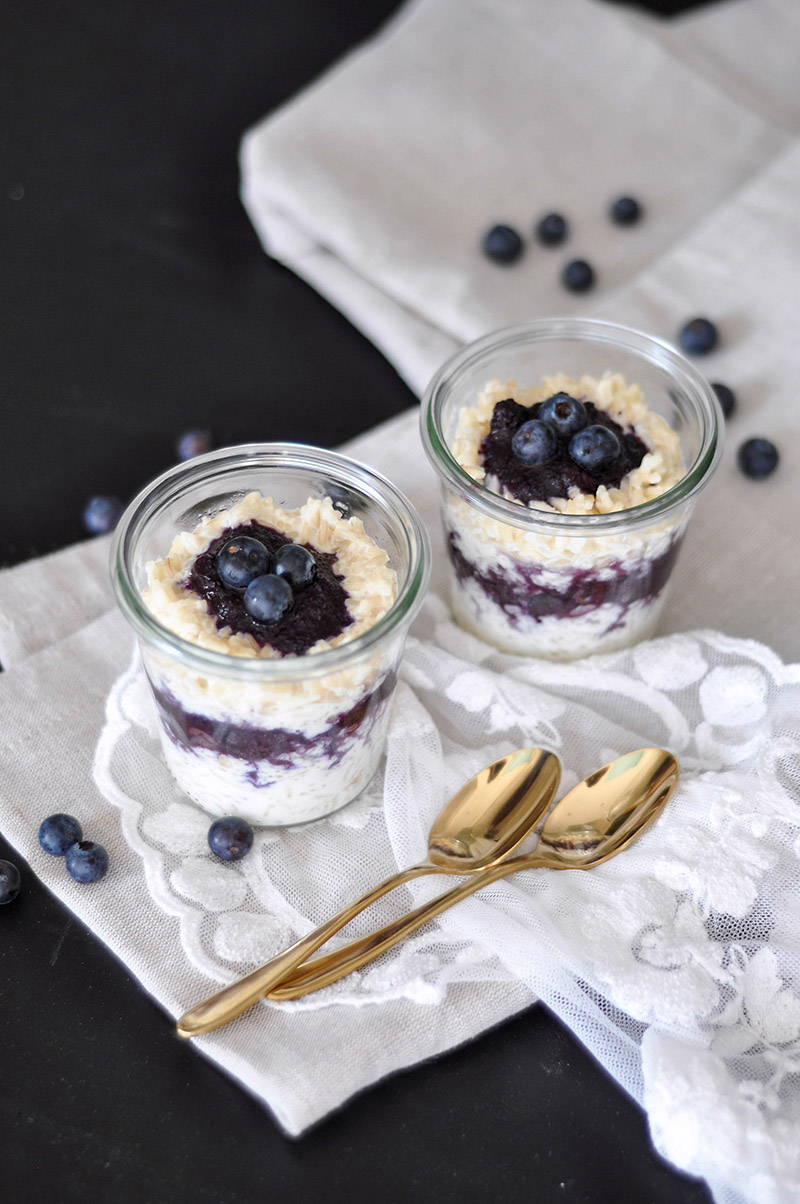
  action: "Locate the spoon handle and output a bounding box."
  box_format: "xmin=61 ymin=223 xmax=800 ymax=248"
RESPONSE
xmin=176 ymin=861 xmax=435 ymax=1038
xmin=266 ymin=850 xmax=559 ymax=1002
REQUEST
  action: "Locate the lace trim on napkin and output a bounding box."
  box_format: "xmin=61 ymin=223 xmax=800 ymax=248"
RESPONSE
xmin=95 ymin=604 xmax=800 ymax=1203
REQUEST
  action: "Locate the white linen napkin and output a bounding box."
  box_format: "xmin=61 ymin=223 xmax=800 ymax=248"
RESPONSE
xmin=4 ymin=5 xmax=800 ymax=1204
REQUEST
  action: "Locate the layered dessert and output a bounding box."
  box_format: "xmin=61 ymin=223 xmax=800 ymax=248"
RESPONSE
xmin=141 ymin=491 xmax=399 ymax=825
xmin=444 ymin=372 xmax=687 ymax=659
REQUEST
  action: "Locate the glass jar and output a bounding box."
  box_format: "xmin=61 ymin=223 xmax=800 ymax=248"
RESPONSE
xmin=421 ymin=318 xmax=723 ymax=661
xmin=111 ymin=444 xmax=430 ymax=825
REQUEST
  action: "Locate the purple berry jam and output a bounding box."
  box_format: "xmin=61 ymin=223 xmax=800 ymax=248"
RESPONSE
xmin=480 ymin=398 xmax=648 ymax=505
xmin=152 ymin=674 xmax=396 ymax=773
xmin=186 ymin=521 xmax=352 ymax=655
xmin=447 ymin=530 xmax=682 ymax=627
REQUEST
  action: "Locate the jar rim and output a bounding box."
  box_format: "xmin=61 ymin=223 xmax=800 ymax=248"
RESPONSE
xmin=110 ymin=442 xmax=431 ymax=680
xmin=421 ymin=317 xmax=723 ymax=535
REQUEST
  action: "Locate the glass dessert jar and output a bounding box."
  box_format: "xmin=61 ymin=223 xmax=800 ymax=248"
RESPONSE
xmin=421 ymin=318 xmax=723 ymax=661
xmin=111 ymin=444 xmax=430 ymax=825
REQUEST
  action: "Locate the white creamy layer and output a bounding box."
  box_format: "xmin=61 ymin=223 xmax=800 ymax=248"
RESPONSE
xmin=449 ymin=575 xmax=666 ymax=662
xmin=157 ymin=712 xmax=388 ymax=826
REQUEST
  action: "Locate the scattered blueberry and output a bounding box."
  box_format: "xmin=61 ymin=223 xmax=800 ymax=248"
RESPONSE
xmin=176 ymin=429 xmax=212 ymax=461
xmin=610 ymin=195 xmax=642 ymax=225
xmin=273 ymin=543 xmax=316 ymax=588
xmin=217 ymin=536 xmax=271 ymax=589
xmin=65 ymin=840 xmax=109 ymax=884
xmin=482 ymin=224 xmax=524 ymax=265
xmin=711 ymin=382 xmax=736 ymax=420
xmin=208 ymin=816 xmax=254 ymax=862
xmin=737 ymin=437 xmax=778 ymax=479
xmin=679 ymin=317 xmax=718 ymax=356
xmin=538 ymin=393 xmax=588 ymax=438
xmin=561 ymin=259 xmax=595 ymax=293
xmin=38 ymin=813 xmax=83 ymax=856
xmin=511 ymin=419 xmax=560 ymax=466
xmin=568 ymin=424 xmax=622 ymax=474
xmin=244 ymin=573 xmax=293 ymax=623
xmin=535 ymin=212 xmax=568 ymax=246
xmin=83 ymin=495 xmax=124 ymax=535
xmin=0 ymin=859 xmax=21 ymax=905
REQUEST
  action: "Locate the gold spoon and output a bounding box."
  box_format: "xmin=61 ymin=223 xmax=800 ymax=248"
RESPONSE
xmin=266 ymin=747 xmax=678 ymax=1002
xmin=177 ymin=747 xmax=561 ymax=1038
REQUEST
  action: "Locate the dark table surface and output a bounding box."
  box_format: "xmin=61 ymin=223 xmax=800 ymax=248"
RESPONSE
xmin=3 ymin=2 xmax=717 ymax=1201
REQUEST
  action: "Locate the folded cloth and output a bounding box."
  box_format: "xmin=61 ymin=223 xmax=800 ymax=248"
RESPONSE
xmin=4 ymin=5 xmax=800 ymax=1204
xmin=240 ymin=0 xmax=794 ymax=395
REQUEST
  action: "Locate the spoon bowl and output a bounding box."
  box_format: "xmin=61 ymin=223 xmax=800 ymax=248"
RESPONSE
xmin=177 ymin=746 xmax=561 ymax=1038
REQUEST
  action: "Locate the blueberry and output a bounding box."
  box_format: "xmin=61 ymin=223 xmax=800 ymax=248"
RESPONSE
xmin=568 ymin=424 xmax=622 ymax=474
xmin=482 ymin=224 xmax=524 ymax=265
xmin=535 ymin=212 xmax=567 ymax=246
xmin=324 ymin=484 xmax=358 ymax=518
xmin=83 ymin=495 xmax=124 ymax=535
xmin=208 ymin=816 xmax=254 ymax=862
xmin=711 ymin=382 xmax=736 ymax=420
xmin=561 ymin=259 xmax=595 ymax=293
xmin=273 ymin=543 xmax=316 ymax=588
xmin=243 ymin=573 xmax=293 ymax=623
xmin=217 ymin=536 xmax=270 ymax=589
xmin=538 ymin=393 xmax=588 ymax=438
xmin=737 ymin=437 xmax=778 ymax=479
xmin=511 ymin=419 xmax=560 ymax=466
xmin=176 ymin=429 xmax=212 ymax=461
xmin=610 ymin=195 xmax=642 ymax=225
xmin=65 ymin=840 xmax=109 ymax=884
xmin=679 ymin=317 xmax=718 ymax=356
xmin=0 ymin=859 xmax=21 ymax=905
xmin=38 ymin=813 xmax=83 ymax=856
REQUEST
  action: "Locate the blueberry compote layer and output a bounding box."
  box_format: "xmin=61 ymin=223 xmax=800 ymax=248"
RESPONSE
xmin=186 ymin=521 xmax=352 ymax=655
xmin=152 ymin=672 xmax=396 ymax=772
xmin=448 ymin=529 xmax=682 ymax=626
xmin=480 ymin=398 xmax=648 ymax=505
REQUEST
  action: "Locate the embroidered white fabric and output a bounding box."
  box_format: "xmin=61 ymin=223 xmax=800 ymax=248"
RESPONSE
xmin=95 ymin=607 xmax=800 ymax=1204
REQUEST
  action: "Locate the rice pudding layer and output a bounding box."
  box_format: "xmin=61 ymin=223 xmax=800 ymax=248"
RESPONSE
xmin=140 ymin=491 xmax=399 ymax=824
xmin=445 ymin=373 xmax=688 ymax=660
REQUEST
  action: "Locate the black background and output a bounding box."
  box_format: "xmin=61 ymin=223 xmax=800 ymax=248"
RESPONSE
xmin=2 ymin=3 xmax=716 ymax=1201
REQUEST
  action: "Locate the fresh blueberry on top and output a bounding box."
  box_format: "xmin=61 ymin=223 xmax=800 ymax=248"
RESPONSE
xmin=535 ymin=212 xmax=568 ymax=246
xmin=538 ymin=393 xmax=588 ymax=438
xmin=217 ymin=536 xmax=271 ymax=589
xmin=39 ymin=813 xmax=83 ymax=856
xmin=711 ymin=382 xmax=736 ymax=420
xmin=610 ymin=196 xmax=642 ymax=225
xmin=511 ymin=419 xmax=560 ymax=466
xmin=561 ymin=259 xmax=595 ymax=293
xmin=176 ymin=429 xmax=212 ymax=461
xmin=273 ymin=543 xmax=317 ymax=588
xmin=83 ymin=495 xmax=124 ymax=535
xmin=65 ymin=840 xmax=109 ymax=884
xmin=208 ymin=816 xmax=255 ymax=862
xmin=568 ymin=424 xmax=622 ymax=474
xmin=0 ymin=859 xmax=21 ymax=905
xmin=679 ymin=317 xmax=718 ymax=356
xmin=244 ymin=573 xmax=293 ymax=624
xmin=737 ymin=437 xmax=778 ymax=479
xmin=482 ymin=224 xmax=524 ymax=265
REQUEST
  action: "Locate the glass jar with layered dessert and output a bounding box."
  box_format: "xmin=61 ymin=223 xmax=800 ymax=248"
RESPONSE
xmin=421 ymin=319 xmax=722 ymax=661
xmin=111 ymin=445 xmax=430 ymax=825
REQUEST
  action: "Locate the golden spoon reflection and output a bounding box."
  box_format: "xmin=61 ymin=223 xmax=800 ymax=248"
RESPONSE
xmin=176 ymin=747 xmax=561 ymax=1039
xmin=266 ymin=746 xmax=679 ymax=1002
